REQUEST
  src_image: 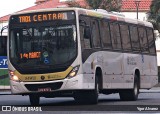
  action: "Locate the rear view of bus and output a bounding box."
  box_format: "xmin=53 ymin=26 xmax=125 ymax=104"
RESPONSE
xmin=8 ymin=9 xmax=83 ymax=105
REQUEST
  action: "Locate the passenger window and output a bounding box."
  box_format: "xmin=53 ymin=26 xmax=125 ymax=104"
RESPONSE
xmin=91 ymin=20 xmax=101 ymax=48
xmin=110 ymin=23 xmax=122 ymax=50
xmin=79 ymin=15 xmax=92 ymax=49
xmin=147 ymin=28 xmax=156 ymax=54
xmin=99 ymin=20 xmax=112 ymax=49
xmin=120 ymin=24 xmax=131 ymax=51
xmin=138 ymin=27 xmax=149 ymax=53
xmin=130 ymin=26 xmax=140 ymax=52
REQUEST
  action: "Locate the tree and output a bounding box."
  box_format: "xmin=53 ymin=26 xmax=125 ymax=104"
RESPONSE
xmin=148 ymin=0 xmax=160 ymax=33
xmin=66 ymin=0 xmax=84 ymax=8
xmin=66 ymin=0 xmax=122 ymax=12
xmin=99 ymin=0 xmax=122 ymax=11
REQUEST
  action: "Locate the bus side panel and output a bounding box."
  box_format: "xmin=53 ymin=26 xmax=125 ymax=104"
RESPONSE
xmin=123 ymin=53 xmax=142 ymax=89
xmin=123 ymin=53 xmax=158 ymax=89
xmin=83 ymin=51 xmax=135 ymax=89
xmin=82 ymin=51 xmax=158 ymax=89
xmin=123 ymin=54 xmax=142 ymax=76
xmin=141 ymin=55 xmax=158 ymax=88
xmin=102 ymin=52 xmax=126 ymax=89
xmin=82 ymin=51 xmax=103 ymax=89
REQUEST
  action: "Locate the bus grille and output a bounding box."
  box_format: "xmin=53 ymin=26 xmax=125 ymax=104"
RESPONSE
xmin=25 ymin=82 xmax=63 ymax=91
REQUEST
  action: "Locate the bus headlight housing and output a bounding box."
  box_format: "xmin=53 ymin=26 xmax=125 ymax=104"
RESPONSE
xmin=9 ymin=70 xmax=19 ymax=82
xmin=68 ymin=65 xmax=80 ymax=78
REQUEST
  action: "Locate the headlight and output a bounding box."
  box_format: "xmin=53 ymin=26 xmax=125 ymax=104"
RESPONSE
xmin=9 ymin=70 xmax=20 ymax=82
xmin=68 ymin=65 xmax=80 ymax=78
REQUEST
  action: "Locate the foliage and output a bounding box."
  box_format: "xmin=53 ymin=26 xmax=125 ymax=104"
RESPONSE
xmin=66 ymin=0 xmax=122 ymax=12
xmin=66 ymin=0 xmax=84 ymax=8
xmin=148 ymin=0 xmax=160 ymax=33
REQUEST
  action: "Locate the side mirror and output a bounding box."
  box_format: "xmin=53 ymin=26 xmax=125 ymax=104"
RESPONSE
xmin=84 ymin=26 xmax=91 ymax=39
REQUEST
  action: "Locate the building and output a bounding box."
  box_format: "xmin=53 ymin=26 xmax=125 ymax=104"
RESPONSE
xmin=1 ymin=0 xmax=160 ymax=65
xmin=121 ymin=0 xmax=152 ymax=21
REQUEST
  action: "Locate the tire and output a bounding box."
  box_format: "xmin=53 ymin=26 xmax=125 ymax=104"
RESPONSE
xmin=29 ymin=94 xmax=40 ymax=106
xmin=88 ymin=76 xmax=99 ymax=104
xmin=73 ymin=91 xmax=86 ymax=103
xmin=74 ymin=76 xmax=99 ymax=104
xmin=119 ymin=74 xmax=139 ymax=101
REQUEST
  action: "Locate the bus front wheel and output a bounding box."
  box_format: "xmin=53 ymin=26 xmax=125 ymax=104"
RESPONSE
xmin=88 ymin=76 xmax=99 ymax=104
xmin=74 ymin=76 xmax=99 ymax=104
xmin=29 ymin=94 xmax=40 ymax=106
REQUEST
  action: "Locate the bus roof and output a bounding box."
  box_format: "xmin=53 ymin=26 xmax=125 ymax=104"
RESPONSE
xmin=11 ymin=7 xmax=153 ymax=28
xmin=77 ymin=8 xmax=153 ymax=28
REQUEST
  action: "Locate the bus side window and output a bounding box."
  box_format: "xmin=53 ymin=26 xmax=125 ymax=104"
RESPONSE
xmin=138 ymin=27 xmax=149 ymax=53
xmin=99 ymin=20 xmax=112 ymax=49
xmin=130 ymin=26 xmax=140 ymax=52
xmin=147 ymin=28 xmax=156 ymax=54
xmin=79 ymin=15 xmax=92 ymax=49
xmin=91 ymin=19 xmax=101 ymax=48
xmin=84 ymin=26 xmax=91 ymax=39
xmin=120 ymin=24 xmax=131 ymax=51
xmin=110 ymin=22 xmax=122 ymax=50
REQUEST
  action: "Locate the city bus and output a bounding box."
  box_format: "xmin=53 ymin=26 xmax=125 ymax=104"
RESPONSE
xmin=8 ymin=8 xmax=158 ymax=105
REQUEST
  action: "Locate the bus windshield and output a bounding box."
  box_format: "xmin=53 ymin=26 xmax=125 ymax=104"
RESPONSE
xmin=9 ymin=25 xmax=77 ymax=74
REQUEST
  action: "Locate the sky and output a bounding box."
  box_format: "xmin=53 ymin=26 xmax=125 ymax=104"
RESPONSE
xmin=0 ymin=0 xmax=35 ymax=17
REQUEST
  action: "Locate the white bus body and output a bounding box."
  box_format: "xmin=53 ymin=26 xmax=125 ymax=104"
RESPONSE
xmin=8 ymin=8 xmax=158 ymax=105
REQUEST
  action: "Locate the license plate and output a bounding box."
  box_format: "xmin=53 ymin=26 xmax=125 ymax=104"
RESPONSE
xmin=38 ymin=87 xmax=51 ymax=92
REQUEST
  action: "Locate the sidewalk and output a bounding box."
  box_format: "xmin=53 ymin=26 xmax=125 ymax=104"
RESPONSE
xmin=154 ymin=83 xmax=160 ymax=87
xmin=140 ymin=83 xmax=160 ymax=93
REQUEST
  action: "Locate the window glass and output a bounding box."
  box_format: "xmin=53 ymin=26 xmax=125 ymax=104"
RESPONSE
xmin=99 ymin=20 xmax=112 ymax=49
xmin=138 ymin=27 xmax=149 ymax=53
xmin=0 ymin=36 xmax=7 ymax=56
xmin=79 ymin=16 xmax=91 ymax=49
xmin=120 ymin=24 xmax=131 ymax=51
xmin=147 ymin=28 xmax=156 ymax=54
xmin=91 ymin=20 xmax=101 ymax=48
xmin=110 ymin=23 xmax=122 ymax=50
xmin=10 ymin=25 xmax=77 ymax=70
xmin=130 ymin=26 xmax=140 ymax=51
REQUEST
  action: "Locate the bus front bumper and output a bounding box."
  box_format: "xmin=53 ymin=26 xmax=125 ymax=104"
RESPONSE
xmin=10 ymin=74 xmax=94 ymax=94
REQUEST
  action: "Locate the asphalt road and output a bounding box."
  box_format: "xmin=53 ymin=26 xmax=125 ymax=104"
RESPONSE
xmin=0 ymin=88 xmax=160 ymax=113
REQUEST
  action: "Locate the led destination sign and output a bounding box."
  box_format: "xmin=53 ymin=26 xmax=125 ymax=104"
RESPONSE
xmin=19 ymin=13 xmax=65 ymax=23
xmin=11 ymin=11 xmax=75 ymax=24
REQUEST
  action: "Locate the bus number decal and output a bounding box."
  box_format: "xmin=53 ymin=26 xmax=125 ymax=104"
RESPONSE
xmin=25 ymin=76 xmax=36 ymax=81
xmin=127 ymin=56 xmax=137 ymax=65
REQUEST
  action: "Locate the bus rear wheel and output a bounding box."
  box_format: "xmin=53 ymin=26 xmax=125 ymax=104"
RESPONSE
xmin=29 ymin=94 xmax=40 ymax=106
xmin=119 ymin=74 xmax=139 ymax=101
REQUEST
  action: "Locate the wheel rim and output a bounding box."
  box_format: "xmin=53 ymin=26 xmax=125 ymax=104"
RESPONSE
xmin=134 ymin=79 xmax=138 ymax=96
xmin=97 ymin=82 xmax=99 ymax=95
